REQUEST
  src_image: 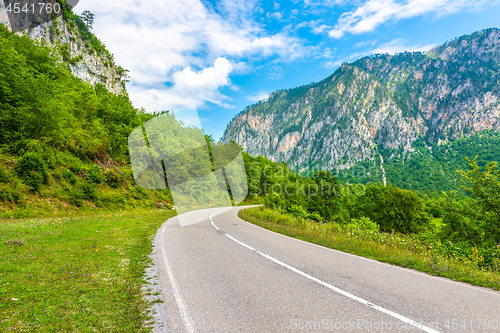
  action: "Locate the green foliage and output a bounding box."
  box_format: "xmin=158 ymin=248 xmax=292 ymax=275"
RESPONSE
xmin=288 ymin=204 xmax=308 ymax=218
xmin=337 ymin=131 xmax=500 ymax=196
xmin=15 ymin=153 xmax=49 ymax=192
xmin=79 ymin=182 xmax=99 ymax=201
xmin=70 ymin=182 xmax=99 ymax=207
xmin=0 ymin=183 xmax=23 ymax=203
xmin=347 ymin=216 xmax=379 ymax=233
xmin=69 ymin=190 xmax=84 ymax=207
xmin=0 ymin=24 xmax=151 ymax=160
xmin=62 ymin=169 xmax=78 ymax=185
xmin=104 ymin=169 xmax=121 ymax=188
xmin=440 ymin=156 xmax=500 ymax=245
xmin=353 ymin=183 xmax=431 ymax=234
xmin=87 ymin=165 xmax=103 ymax=184
xmin=0 ymin=166 xmax=9 ymax=183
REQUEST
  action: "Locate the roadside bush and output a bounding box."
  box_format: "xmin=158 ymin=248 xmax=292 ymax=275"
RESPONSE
xmin=353 ymin=183 xmax=431 ymax=234
xmin=70 ymin=182 xmax=99 ymax=206
xmin=455 ymin=156 xmax=500 ymax=245
xmin=79 ymin=182 xmax=99 ymax=201
xmin=15 ymin=152 xmax=49 ymax=192
xmin=104 ymin=169 xmax=121 ymax=188
xmin=0 ymin=166 xmax=9 ymax=183
xmin=288 ymin=204 xmax=308 ymax=218
xmin=62 ymin=169 xmax=78 ymax=184
xmin=347 ymin=216 xmax=379 ymax=233
xmin=307 ymin=211 xmax=323 ymax=222
xmin=87 ymin=165 xmax=103 ymax=184
xmin=70 ymin=191 xmax=83 ymax=207
xmin=0 ymin=183 xmax=23 ymax=203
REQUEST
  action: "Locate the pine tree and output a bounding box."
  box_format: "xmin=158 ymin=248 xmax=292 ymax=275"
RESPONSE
xmin=80 ymin=10 xmax=95 ymax=30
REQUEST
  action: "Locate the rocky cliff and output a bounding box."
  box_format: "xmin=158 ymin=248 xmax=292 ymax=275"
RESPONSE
xmin=222 ymin=28 xmax=500 ymax=176
xmin=0 ymin=0 xmax=126 ymax=95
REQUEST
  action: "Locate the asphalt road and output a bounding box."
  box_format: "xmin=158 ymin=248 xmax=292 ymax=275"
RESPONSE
xmin=153 ymin=206 xmax=500 ymax=333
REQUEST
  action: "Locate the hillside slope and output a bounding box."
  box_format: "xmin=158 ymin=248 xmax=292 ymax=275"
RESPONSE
xmin=0 ymin=21 xmax=171 ymax=217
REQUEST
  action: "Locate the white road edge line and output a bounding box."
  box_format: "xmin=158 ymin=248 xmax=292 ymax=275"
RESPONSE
xmin=209 ymin=212 xmax=219 ymax=230
xmin=235 ymin=211 xmax=500 ymax=297
xmin=211 ymin=213 xmax=440 ymax=333
xmin=160 ymin=224 xmax=197 ymax=333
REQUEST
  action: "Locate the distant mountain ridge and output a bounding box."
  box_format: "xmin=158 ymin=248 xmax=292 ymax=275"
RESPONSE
xmin=221 ymin=28 xmax=500 ymax=192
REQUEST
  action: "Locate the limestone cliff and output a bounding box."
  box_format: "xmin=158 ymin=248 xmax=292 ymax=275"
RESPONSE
xmin=0 ymin=0 xmax=126 ymax=95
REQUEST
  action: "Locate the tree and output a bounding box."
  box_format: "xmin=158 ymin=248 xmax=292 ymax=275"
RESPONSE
xmin=456 ymin=156 xmax=500 ymax=244
xmin=353 ymin=183 xmax=431 ymax=234
xmin=308 ymin=170 xmax=342 ymax=221
xmin=80 ymin=10 xmax=95 ymax=30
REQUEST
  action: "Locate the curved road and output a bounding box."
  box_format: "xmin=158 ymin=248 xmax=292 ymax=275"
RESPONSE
xmin=153 ymin=206 xmax=500 ymax=332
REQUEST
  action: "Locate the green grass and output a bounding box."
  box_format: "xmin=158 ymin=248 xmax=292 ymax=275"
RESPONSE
xmin=0 ymin=209 xmax=176 ymax=332
xmin=239 ymin=207 xmax=500 ymax=291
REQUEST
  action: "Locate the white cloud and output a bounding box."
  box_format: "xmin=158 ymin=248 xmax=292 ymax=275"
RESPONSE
xmin=172 ymin=57 xmax=233 ymax=97
xmin=371 ymin=38 xmax=436 ymax=54
xmin=328 ymin=0 xmax=496 ymax=38
xmin=323 ymin=38 xmax=436 ymax=68
xmin=78 ymin=0 xmax=307 ymax=112
xmin=247 ymin=91 xmax=270 ymax=102
xmin=313 ymin=24 xmax=331 ymax=34
xmin=267 ymin=11 xmax=283 ymax=20
xmin=128 ymin=57 xmax=233 ymax=112
xmin=355 ymin=40 xmax=376 ymax=48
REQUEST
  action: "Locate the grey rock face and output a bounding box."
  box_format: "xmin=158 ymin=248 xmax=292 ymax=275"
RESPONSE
xmin=1 ymin=0 xmax=126 ymax=95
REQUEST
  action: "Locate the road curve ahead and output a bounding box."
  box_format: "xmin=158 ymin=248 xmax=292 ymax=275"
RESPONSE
xmin=153 ymin=206 xmax=500 ymax=333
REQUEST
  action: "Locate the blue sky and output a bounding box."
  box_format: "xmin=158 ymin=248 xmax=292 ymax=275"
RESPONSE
xmin=77 ymin=0 xmax=500 ymax=140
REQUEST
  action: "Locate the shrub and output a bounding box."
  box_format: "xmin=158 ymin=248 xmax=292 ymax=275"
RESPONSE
xmin=353 ymin=183 xmax=431 ymax=234
xmin=15 ymin=153 xmax=49 ymax=192
xmin=70 ymin=191 xmax=83 ymax=207
xmin=307 ymin=211 xmax=323 ymax=222
xmin=347 ymin=216 xmax=379 ymax=233
xmin=288 ymin=204 xmax=308 ymax=218
xmin=0 ymin=183 xmax=23 ymax=203
xmin=87 ymin=165 xmax=102 ymax=184
xmin=122 ymin=169 xmax=135 ymax=183
xmin=62 ymin=169 xmax=78 ymax=184
xmin=79 ymin=182 xmax=99 ymax=202
xmin=104 ymin=169 xmax=121 ymax=188
xmin=0 ymin=166 xmax=8 ymax=183
xmin=69 ymin=182 xmax=99 ymax=207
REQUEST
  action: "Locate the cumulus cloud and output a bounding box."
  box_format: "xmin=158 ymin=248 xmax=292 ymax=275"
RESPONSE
xmin=247 ymin=91 xmax=270 ymax=102
xmin=78 ymin=0 xmax=307 ymax=111
xmin=323 ymin=38 xmax=436 ymax=68
xmin=328 ymin=0 xmax=496 ymax=38
xmin=128 ymin=57 xmax=233 ymax=112
xmin=171 ymin=57 xmax=233 ymax=103
xmin=371 ymin=38 xmax=436 ymax=54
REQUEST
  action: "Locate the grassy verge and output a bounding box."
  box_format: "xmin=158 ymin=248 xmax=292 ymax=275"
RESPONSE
xmin=239 ymin=207 xmax=500 ymax=291
xmin=0 ymin=209 xmax=176 ymax=332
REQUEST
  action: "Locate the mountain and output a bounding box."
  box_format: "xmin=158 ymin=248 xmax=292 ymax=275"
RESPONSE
xmin=221 ymin=28 xmax=500 ymax=194
xmin=0 ymin=0 xmax=126 ymax=95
